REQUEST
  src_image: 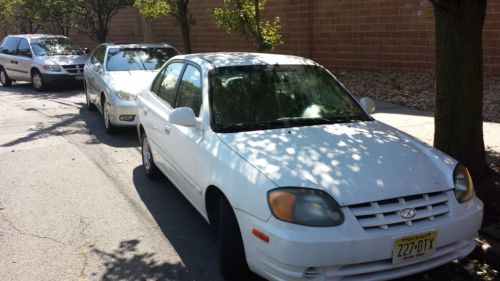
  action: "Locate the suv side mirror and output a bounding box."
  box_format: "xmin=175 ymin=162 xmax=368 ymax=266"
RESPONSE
xmin=84 ymin=48 xmax=90 ymax=54
xmin=359 ymin=97 xmax=376 ymax=114
xmin=169 ymin=107 xmax=197 ymax=127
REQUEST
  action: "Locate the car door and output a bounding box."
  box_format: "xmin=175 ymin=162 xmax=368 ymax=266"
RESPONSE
xmin=0 ymin=37 xmax=21 ymax=80
xmin=140 ymin=62 xmax=185 ymax=181
xmin=85 ymin=45 xmax=106 ymax=107
xmin=166 ymin=64 xmax=205 ymax=208
xmin=14 ymin=38 xmax=33 ymax=81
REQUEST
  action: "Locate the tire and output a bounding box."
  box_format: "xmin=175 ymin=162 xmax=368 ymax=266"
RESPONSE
xmin=31 ymin=70 xmax=46 ymax=91
xmin=102 ymin=97 xmax=117 ymax=134
xmin=141 ymin=133 xmax=160 ymax=179
xmin=219 ymin=197 xmax=250 ymax=280
xmin=0 ymin=67 xmax=12 ymax=87
xmin=85 ymin=82 xmax=97 ymax=112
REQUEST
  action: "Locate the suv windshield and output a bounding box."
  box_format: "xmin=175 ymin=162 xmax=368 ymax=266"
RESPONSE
xmin=106 ymin=47 xmax=179 ymax=71
xmin=210 ymin=65 xmax=370 ymax=133
xmin=31 ymin=37 xmax=83 ymax=56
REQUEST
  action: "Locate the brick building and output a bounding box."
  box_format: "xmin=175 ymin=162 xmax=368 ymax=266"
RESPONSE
xmin=2 ymin=0 xmax=500 ymax=74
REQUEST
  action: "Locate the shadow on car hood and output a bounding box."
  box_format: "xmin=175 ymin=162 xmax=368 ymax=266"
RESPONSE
xmin=217 ymin=121 xmax=457 ymax=206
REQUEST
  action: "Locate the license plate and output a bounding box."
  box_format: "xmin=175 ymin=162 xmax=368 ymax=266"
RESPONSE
xmin=392 ymin=231 xmax=437 ymax=264
xmin=75 ymin=75 xmax=84 ymax=80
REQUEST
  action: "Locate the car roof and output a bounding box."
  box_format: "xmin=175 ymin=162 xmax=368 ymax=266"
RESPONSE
xmin=7 ymin=34 xmax=68 ymax=39
xmin=104 ymin=43 xmax=177 ymax=49
xmin=175 ymin=52 xmax=317 ymax=68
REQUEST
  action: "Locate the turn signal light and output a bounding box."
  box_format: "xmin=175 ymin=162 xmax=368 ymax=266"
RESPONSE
xmin=252 ymin=228 xmax=269 ymax=243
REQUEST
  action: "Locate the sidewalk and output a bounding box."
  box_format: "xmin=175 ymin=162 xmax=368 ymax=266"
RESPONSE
xmin=372 ymin=101 xmax=500 ymax=156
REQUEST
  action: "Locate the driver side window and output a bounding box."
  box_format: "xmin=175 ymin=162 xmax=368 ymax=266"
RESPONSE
xmin=90 ymin=46 xmax=105 ymax=67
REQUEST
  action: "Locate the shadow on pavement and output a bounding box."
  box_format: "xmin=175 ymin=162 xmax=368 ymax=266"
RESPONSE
xmin=132 ymin=166 xmax=265 ymax=281
xmin=131 ymin=166 xmax=223 ymax=281
xmin=79 ymin=106 xmax=139 ymax=148
xmin=89 ymin=239 xmax=190 ymax=281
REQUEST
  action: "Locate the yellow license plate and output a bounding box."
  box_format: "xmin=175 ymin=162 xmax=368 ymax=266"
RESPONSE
xmin=392 ymin=231 xmax=437 ymax=264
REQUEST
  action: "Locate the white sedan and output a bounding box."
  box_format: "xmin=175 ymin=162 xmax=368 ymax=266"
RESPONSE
xmin=136 ymin=53 xmax=483 ymax=281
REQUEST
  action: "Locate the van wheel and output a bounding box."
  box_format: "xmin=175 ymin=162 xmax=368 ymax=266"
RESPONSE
xmin=219 ymin=197 xmax=250 ymax=280
xmin=85 ymin=83 xmax=97 ymax=111
xmin=0 ymin=67 xmax=12 ymax=87
xmin=31 ymin=70 xmax=46 ymax=91
xmin=141 ymin=133 xmax=160 ymax=179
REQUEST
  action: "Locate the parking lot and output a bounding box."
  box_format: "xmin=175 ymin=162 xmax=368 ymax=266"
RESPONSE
xmin=0 ymin=84 xmax=497 ymax=281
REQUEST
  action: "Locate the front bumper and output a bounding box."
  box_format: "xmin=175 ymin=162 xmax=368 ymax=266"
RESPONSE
xmin=106 ymin=98 xmax=138 ymax=127
xmin=41 ymin=73 xmax=84 ymax=84
xmin=236 ymin=195 xmax=483 ymax=281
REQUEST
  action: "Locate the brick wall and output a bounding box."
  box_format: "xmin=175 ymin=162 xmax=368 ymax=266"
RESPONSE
xmin=3 ymin=1 xmax=500 ymax=74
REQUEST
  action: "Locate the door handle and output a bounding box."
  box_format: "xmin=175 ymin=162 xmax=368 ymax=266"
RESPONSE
xmin=164 ymin=125 xmax=170 ymax=135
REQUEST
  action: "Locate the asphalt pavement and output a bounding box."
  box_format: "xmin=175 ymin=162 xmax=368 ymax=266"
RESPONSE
xmin=0 ymin=83 xmax=224 ymax=281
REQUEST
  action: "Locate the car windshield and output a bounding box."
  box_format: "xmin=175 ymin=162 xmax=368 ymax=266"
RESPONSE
xmin=31 ymin=37 xmax=83 ymax=56
xmin=209 ymin=65 xmax=370 ymax=133
xmin=106 ymin=47 xmax=179 ymax=71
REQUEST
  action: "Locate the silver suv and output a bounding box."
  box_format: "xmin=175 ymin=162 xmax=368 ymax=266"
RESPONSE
xmin=0 ymin=34 xmax=89 ymax=91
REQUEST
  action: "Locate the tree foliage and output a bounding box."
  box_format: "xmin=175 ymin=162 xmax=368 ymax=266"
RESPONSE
xmin=0 ymin=0 xmax=43 ymax=33
xmin=431 ymin=0 xmax=487 ymax=180
xmin=39 ymin=0 xmax=77 ymax=36
xmin=73 ymin=0 xmax=132 ymax=43
xmin=213 ymin=0 xmax=283 ymax=52
xmin=134 ymin=0 xmax=194 ymax=53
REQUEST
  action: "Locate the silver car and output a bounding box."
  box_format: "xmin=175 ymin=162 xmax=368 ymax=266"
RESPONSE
xmin=0 ymin=34 xmax=88 ymax=91
xmin=84 ymin=43 xmax=180 ymax=134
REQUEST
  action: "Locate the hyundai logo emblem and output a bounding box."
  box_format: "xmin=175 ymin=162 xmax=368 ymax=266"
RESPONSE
xmin=400 ymin=208 xmax=417 ymax=219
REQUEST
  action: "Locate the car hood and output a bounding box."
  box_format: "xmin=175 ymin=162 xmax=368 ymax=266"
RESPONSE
xmin=106 ymin=71 xmax=158 ymax=94
xmin=217 ymin=121 xmax=457 ymax=206
xmin=35 ymin=54 xmax=88 ymax=65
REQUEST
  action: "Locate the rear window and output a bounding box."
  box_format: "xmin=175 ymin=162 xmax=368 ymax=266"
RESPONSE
xmin=1 ymin=37 xmax=20 ymax=55
xmin=106 ymin=47 xmax=179 ymax=71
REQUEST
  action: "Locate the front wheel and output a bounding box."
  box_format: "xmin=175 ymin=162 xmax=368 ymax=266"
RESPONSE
xmin=85 ymin=83 xmax=97 ymax=112
xmin=102 ymin=98 xmax=117 ymax=134
xmin=0 ymin=67 xmax=12 ymax=87
xmin=31 ymin=70 xmax=46 ymax=91
xmin=219 ymin=197 xmax=250 ymax=280
xmin=142 ymin=133 xmax=160 ymax=179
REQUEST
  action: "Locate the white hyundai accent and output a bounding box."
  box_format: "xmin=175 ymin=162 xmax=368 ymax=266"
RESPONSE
xmin=136 ymin=53 xmax=483 ymax=281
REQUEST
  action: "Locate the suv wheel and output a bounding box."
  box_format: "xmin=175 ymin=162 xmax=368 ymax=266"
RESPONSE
xmin=219 ymin=197 xmax=250 ymax=280
xmin=142 ymin=133 xmax=160 ymax=178
xmin=31 ymin=70 xmax=46 ymax=91
xmin=0 ymin=67 xmax=12 ymax=87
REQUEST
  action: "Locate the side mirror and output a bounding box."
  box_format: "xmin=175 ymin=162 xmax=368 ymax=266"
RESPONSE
xmin=359 ymin=97 xmax=376 ymax=114
xmin=169 ymin=107 xmax=197 ymax=127
xmin=84 ymin=48 xmax=90 ymax=54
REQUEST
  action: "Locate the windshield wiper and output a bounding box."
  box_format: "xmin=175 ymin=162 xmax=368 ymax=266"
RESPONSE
xmin=216 ymin=121 xmax=287 ymax=133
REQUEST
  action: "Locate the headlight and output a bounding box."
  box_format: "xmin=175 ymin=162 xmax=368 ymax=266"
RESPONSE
xmin=453 ymin=164 xmax=475 ymax=203
xmin=267 ymin=187 xmax=344 ymax=227
xmin=116 ymin=91 xmax=137 ymax=101
xmin=43 ymin=65 xmax=62 ymax=72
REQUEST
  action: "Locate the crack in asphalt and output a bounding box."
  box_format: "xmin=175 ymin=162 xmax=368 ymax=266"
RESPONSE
xmin=77 ymin=216 xmax=90 ymax=281
xmin=0 ymin=211 xmax=65 ymax=245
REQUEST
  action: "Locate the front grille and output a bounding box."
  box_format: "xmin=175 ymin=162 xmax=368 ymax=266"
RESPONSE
xmin=62 ymin=64 xmax=84 ymax=74
xmin=350 ymin=191 xmax=449 ymax=231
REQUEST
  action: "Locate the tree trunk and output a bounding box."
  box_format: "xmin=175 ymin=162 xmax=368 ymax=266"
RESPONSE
xmin=177 ymin=2 xmax=192 ymax=53
xmin=433 ymin=0 xmax=487 ymax=180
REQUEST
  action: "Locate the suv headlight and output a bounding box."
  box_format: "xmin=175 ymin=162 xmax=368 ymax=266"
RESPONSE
xmin=116 ymin=91 xmax=137 ymax=101
xmin=453 ymin=164 xmax=475 ymax=203
xmin=267 ymin=187 xmax=344 ymax=227
xmin=43 ymin=65 xmax=62 ymax=72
